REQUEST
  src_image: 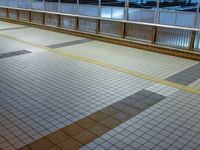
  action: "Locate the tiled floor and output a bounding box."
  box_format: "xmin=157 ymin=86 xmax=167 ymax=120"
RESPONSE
xmin=82 ymin=91 xmax=200 ymax=150
xmin=0 ymin=21 xmax=200 ymax=150
xmin=57 ymin=40 xmax=198 ymax=79
xmin=18 ymin=90 xmax=166 ymax=150
xmin=190 ymin=79 xmax=200 ymax=89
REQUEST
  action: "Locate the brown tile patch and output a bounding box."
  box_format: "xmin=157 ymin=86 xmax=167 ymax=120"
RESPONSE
xmin=88 ymin=124 xmax=110 ymax=136
xmin=89 ymin=111 xmax=109 ymax=122
xmin=22 ymin=90 xmax=166 ymax=150
xmin=76 ymin=117 xmax=98 ymax=129
xmin=58 ymin=138 xmax=83 ymax=150
xmin=74 ymin=130 xmax=97 ymax=144
xmin=62 ymin=124 xmax=85 ymax=136
xmin=49 ymin=146 xmax=62 ymax=150
xmin=46 ymin=130 xmax=70 ymax=145
xmin=28 ymin=137 xmax=54 ymax=150
xmin=100 ymin=117 xmax=122 ymax=129
xmin=18 ymin=146 xmax=31 ymax=150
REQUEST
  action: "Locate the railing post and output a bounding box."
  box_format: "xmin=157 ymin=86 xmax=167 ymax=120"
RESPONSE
xmin=42 ymin=13 xmax=45 ymax=24
xmin=57 ymin=15 xmax=61 ymax=27
xmin=96 ymin=19 xmax=100 ymax=34
xmin=75 ymin=16 xmax=79 ymax=30
xmin=189 ymin=30 xmax=196 ymax=50
xmin=121 ymin=22 xmax=125 ymax=39
xmin=16 ymin=9 xmax=19 ymax=20
xmin=29 ymin=11 xmax=31 ymax=22
xmin=6 ymin=8 xmax=9 ymax=18
xmin=151 ymin=26 xmax=157 ymax=44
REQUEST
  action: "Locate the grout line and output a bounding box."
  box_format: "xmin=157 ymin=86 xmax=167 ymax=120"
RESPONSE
xmin=1 ymin=33 xmax=200 ymax=96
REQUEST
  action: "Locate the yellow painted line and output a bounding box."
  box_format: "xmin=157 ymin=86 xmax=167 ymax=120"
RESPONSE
xmin=1 ymin=33 xmax=200 ymax=95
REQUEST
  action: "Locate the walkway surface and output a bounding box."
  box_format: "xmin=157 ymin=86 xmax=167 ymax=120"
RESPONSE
xmin=0 ymin=21 xmax=200 ymax=150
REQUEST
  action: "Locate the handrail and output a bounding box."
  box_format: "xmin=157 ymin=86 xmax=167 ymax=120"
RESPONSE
xmin=0 ymin=5 xmax=200 ymax=32
xmin=1 ymin=5 xmax=200 ymax=59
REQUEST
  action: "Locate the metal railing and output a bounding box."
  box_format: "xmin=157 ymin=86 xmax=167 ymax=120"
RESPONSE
xmin=0 ymin=6 xmax=200 ymax=53
xmin=1 ymin=0 xmax=200 ymax=27
xmin=125 ymin=23 xmax=152 ymax=42
xmin=79 ymin=18 xmax=96 ymax=33
xmin=195 ymin=31 xmax=200 ymax=51
xmin=156 ymin=27 xmax=192 ymax=48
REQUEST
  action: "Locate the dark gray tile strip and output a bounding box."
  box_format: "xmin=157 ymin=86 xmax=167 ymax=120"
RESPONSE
xmin=118 ymin=89 xmax=166 ymax=112
xmin=19 ymin=89 xmax=166 ymax=150
xmin=47 ymin=39 xmax=93 ymax=49
xmin=0 ymin=50 xmax=31 ymax=59
xmin=0 ymin=26 xmax=29 ymax=31
xmin=166 ymin=63 xmax=200 ymax=85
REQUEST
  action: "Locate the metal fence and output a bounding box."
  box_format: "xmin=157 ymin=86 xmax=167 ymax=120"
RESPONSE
xmin=156 ymin=27 xmax=192 ymax=48
xmin=0 ymin=7 xmax=6 ymax=17
xmin=8 ymin=9 xmax=17 ymax=19
xmin=31 ymin=11 xmax=43 ymax=24
xmin=60 ymin=15 xmax=75 ymax=30
xmin=45 ymin=13 xmax=58 ymax=26
xmin=19 ymin=10 xmax=29 ymax=20
xmin=0 ymin=6 xmax=200 ymax=53
xmin=194 ymin=31 xmax=200 ymax=51
xmin=100 ymin=20 xmax=121 ymax=37
xmin=126 ymin=23 xmax=152 ymax=42
xmin=79 ymin=18 xmax=96 ymax=33
xmin=0 ymin=0 xmax=200 ymax=28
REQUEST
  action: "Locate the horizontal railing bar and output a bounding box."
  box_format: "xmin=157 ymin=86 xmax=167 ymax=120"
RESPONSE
xmin=1 ymin=6 xmax=200 ymax=32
